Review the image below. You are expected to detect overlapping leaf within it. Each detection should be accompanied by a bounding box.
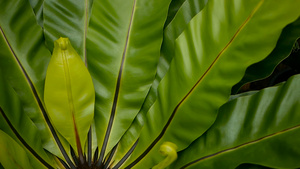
[0,130,34,169]
[140,0,209,117]
[28,0,44,27]
[0,0,299,168]
[86,0,171,162]
[0,0,64,158]
[121,0,300,168]
[236,163,272,169]
[232,16,300,94]
[114,0,209,163]
[43,0,93,61]
[0,70,54,168]
[173,74,300,169]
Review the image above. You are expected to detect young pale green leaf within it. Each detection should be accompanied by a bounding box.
[122,0,300,168]
[44,37,95,157]
[174,74,300,169]
[0,130,33,169]
[152,142,178,169]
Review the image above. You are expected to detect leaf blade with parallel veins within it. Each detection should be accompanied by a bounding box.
[43,0,93,62]
[174,74,300,169]
[44,38,95,160]
[123,0,300,168]
[0,0,67,160]
[87,0,172,162]
[0,70,55,169]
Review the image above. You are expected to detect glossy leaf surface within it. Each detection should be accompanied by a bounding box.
[174,74,300,169]
[232,16,300,94]
[115,0,209,162]
[0,0,299,168]
[0,70,54,169]
[141,0,209,118]
[161,0,209,70]
[44,37,95,154]
[28,0,44,27]
[86,0,171,159]
[0,0,62,157]
[43,0,93,61]
[123,0,300,168]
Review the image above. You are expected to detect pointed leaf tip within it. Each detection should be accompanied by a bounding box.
[55,37,69,50]
[44,37,95,157]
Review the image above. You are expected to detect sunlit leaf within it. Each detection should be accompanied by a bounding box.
[174,74,300,169]
[44,38,95,159]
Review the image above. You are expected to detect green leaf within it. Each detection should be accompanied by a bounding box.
[44,38,95,159]
[0,0,64,158]
[86,0,171,162]
[164,0,186,27]
[232,16,300,94]
[0,128,51,169]
[122,0,300,168]
[152,142,178,169]
[174,74,300,169]
[43,0,93,62]
[235,163,272,169]
[114,0,209,163]
[28,0,44,27]
[161,0,209,69]
[142,0,209,119]
[0,130,34,169]
[0,70,54,168]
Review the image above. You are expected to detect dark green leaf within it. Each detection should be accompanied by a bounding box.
[139,0,209,121]
[28,0,44,27]
[0,70,54,168]
[122,0,300,168]
[174,74,300,169]
[164,0,186,26]
[0,0,64,158]
[115,0,209,162]
[232,16,300,94]
[43,0,93,62]
[235,163,273,169]
[86,0,171,161]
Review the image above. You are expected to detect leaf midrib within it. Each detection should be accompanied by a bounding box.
[62,49,84,164]
[98,0,137,165]
[181,124,300,168]
[0,26,75,169]
[0,107,54,169]
[125,1,264,167]
[84,0,89,66]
